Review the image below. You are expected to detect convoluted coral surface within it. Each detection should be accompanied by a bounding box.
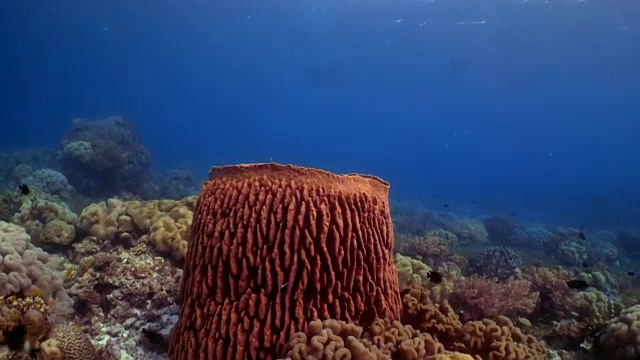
[169,163,402,360]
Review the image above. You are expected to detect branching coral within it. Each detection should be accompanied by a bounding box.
[395,230,456,269]
[466,246,522,281]
[448,275,539,322]
[523,266,575,319]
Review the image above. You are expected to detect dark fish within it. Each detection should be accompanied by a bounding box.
[502,199,507,203]
[426,271,443,284]
[578,225,587,240]
[72,298,92,317]
[99,295,112,317]
[436,195,440,199]
[566,279,589,290]
[443,204,450,208]
[94,281,119,295]
[582,261,589,268]
[18,184,30,195]
[142,328,164,345]
[4,323,26,350]
[472,200,478,204]
[628,271,636,276]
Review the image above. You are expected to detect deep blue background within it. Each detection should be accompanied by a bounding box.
[1,0,639,227]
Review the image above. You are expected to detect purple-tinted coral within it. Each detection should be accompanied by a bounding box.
[58,116,151,197]
[466,246,522,281]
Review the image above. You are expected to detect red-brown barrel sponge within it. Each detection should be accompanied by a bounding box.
[169,163,402,360]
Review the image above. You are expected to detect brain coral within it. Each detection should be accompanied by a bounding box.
[169,163,402,360]
[40,324,96,360]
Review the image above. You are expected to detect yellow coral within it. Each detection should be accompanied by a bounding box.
[12,199,78,246]
[459,316,547,360]
[79,196,197,261]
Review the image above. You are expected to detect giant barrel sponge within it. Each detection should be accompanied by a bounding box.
[169,163,402,359]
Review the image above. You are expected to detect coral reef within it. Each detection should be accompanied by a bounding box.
[12,197,78,247]
[457,316,548,359]
[395,230,457,269]
[448,218,488,245]
[78,196,196,261]
[615,229,640,254]
[40,324,95,360]
[170,164,402,359]
[466,246,522,281]
[21,169,74,198]
[0,221,71,304]
[58,116,151,197]
[482,214,519,245]
[281,318,473,360]
[448,275,539,322]
[595,304,640,359]
[543,228,587,266]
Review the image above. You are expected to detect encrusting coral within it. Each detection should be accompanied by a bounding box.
[170,163,403,360]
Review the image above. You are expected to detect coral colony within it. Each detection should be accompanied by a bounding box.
[2,117,640,360]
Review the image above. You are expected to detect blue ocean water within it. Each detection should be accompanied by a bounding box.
[1,0,639,228]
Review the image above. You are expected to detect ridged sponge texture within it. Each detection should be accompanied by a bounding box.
[170,163,402,359]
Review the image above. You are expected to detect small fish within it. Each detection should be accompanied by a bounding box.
[99,295,112,317]
[582,261,590,268]
[443,204,450,208]
[426,271,443,284]
[72,323,81,328]
[578,225,587,240]
[65,267,75,278]
[628,271,636,276]
[18,184,30,195]
[566,279,589,290]
[24,289,45,298]
[94,281,119,295]
[141,328,164,345]
[472,200,478,204]
[47,300,56,306]
[72,298,91,316]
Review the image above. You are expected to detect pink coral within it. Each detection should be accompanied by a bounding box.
[448,275,539,322]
